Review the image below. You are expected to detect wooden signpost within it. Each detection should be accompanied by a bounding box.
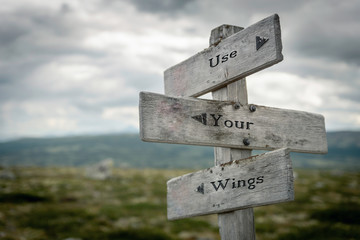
[139,14,327,240]
[140,92,327,154]
[164,14,283,98]
[167,148,293,220]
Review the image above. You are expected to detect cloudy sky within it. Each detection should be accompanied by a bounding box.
[1,0,359,141]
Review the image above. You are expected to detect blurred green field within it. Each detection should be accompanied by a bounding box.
[0,167,359,240]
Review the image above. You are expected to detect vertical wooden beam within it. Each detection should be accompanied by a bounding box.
[211,25,256,240]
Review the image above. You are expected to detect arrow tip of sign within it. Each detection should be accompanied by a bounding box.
[195,183,204,194]
[256,36,269,51]
[191,113,207,125]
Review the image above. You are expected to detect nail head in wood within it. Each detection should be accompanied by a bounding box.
[249,104,256,112]
[243,138,250,146]
[234,102,241,109]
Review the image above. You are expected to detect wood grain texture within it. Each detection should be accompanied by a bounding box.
[164,14,283,97]
[213,80,255,240]
[209,25,244,47]
[139,91,328,154]
[218,209,255,240]
[167,148,294,220]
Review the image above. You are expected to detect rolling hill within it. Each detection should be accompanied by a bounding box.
[0,131,359,170]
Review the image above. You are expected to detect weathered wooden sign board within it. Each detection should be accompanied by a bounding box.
[167,148,293,220]
[139,13,328,240]
[164,14,283,97]
[140,91,327,154]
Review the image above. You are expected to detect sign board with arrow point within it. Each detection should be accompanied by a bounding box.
[167,148,294,220]
[164,14,283,98]
[139,91,327,154]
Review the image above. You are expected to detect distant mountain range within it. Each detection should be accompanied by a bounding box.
[0,131,359,170]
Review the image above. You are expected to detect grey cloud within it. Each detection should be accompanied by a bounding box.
[292,28,360,66]
[0,5,97,58]
[339,90,360,104]
[126,0,195,15]
[1,0,359,140]
[73,95,139,114]
[240,0,309,13]
[0,5,104,91]
[0,19,28,46]
[118,70,162,91]
[1,6,74,42]
[285,2,360,65]
[276,55,360,99]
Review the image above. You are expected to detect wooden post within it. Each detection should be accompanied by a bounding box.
[211,25,256,240]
